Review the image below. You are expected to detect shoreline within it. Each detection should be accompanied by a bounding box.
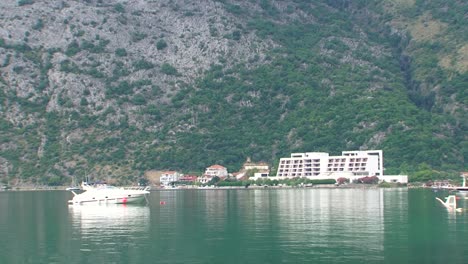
[1,184,410,192]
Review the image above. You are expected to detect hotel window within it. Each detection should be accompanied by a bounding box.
[349,164,353,167]
[341,158,346,162]
[327,168,331,171]
[339,168,344,171]
[340,163,345,167]
[356,158,361,162]
[350,158,355,162]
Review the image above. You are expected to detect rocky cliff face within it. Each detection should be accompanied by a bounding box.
[1,0,271,125]
[1,0,280,184]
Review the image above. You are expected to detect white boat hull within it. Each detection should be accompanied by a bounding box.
[68,183,150,205]
[69,194,147,205]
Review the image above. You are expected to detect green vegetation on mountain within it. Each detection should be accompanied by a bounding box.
[0,0,466,185]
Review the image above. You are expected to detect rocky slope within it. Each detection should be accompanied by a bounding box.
[0,0,466,185]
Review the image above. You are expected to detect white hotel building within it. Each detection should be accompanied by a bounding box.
[273,150,407,183]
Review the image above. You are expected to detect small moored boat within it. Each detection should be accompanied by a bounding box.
[66,186,81,191]
[68,182,150,205]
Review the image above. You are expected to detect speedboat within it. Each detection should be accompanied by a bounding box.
[68,182,150,205]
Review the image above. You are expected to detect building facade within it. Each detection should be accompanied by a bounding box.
[276,150,383,178]
[204,165,228,178]
[160,171,181,186]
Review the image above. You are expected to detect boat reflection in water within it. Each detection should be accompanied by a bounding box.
[69,204,150,254]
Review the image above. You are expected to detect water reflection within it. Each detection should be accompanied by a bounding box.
[69,204,150,253]
[2,189,468,264]
[244,189,387,262]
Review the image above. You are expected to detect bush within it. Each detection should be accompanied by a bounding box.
[378,181,393,188]
[114,3,125,13]
[161,63,178,75]
[357,176,379,184]
[32,19,44,30]
[65,40,80,56]
[217,181,243,187]
[156,39,167,50]
[336,177,349,185]
[309,179,336,185]
[232,30,241,41]
[18,0,34,6]
[131,32,147,42]
[133,59,154,70]
[131,94,146,105]
[206,176,220,186]
[115,48,127,57]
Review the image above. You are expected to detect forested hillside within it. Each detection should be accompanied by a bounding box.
[0,0,466,185]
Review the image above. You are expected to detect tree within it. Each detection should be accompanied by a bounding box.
[207,176,220,186]
[138,177,149,186]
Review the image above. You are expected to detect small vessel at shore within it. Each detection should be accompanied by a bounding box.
[68,182,150,205]
[66,186,81,191]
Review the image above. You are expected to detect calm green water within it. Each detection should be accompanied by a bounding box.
[0,188,466,264]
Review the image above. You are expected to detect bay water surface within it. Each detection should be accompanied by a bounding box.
[0,188,467,263]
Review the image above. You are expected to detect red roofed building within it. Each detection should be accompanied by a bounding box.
[179,175,197,182]
[204,164,228,178]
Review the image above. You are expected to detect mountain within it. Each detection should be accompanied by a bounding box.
[0,0,466,185]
